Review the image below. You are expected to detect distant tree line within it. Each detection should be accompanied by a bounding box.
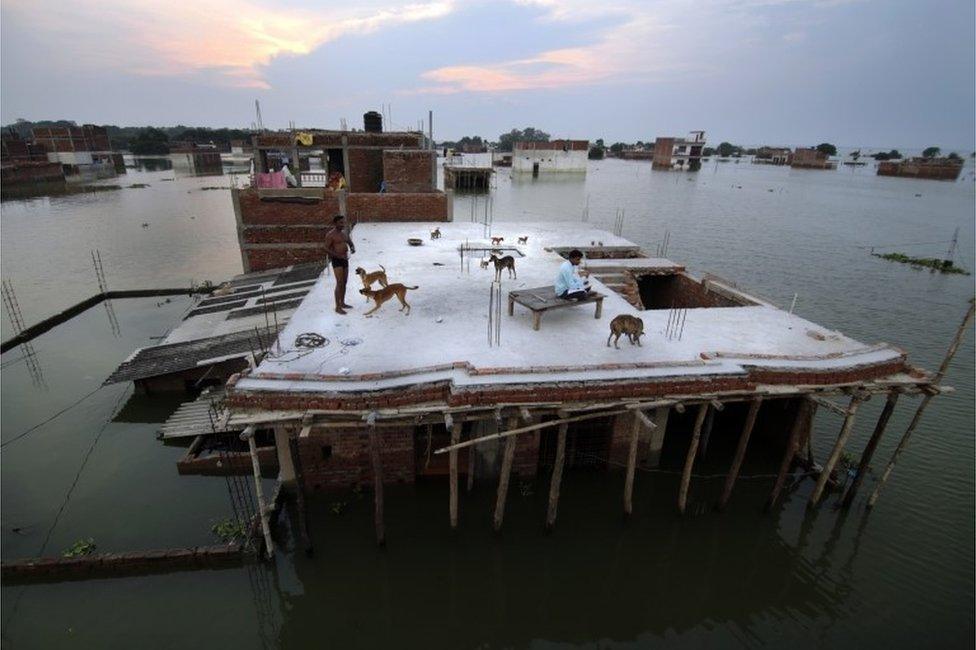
[3,119,254,154]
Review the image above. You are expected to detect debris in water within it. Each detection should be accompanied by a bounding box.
[872,252,969,275]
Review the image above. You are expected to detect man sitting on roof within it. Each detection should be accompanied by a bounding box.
[554,249,591,300]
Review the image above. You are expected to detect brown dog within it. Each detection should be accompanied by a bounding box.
[517,236,528,245]
[360,283,418,316]
[430,228,441,240]
[490,236,504,245]
[607,315,644,349]
[355,265,388,293]
[484,254,516,281]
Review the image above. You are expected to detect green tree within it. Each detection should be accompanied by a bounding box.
[702,146,715,157]
[717,142,735,157]
[609,142,626,154]
[497,127,550,152]
[850,150,861,161]
[815,142,837,156]
[130,127,170,155]
[947,152,962,161]
[922,146,941,158]
[595,138,605,148]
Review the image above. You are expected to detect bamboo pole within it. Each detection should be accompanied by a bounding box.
[368,425,385,546]
[493,418,519,532]
[287,434,313,555]
[808,394,866,508]
[241,426,274,559]
[868,299,974,508]
[717,397,762,511]
[448,416,459,529]
[435,407,632,455]
[546,421,569,531]
[841,391,899,509]
[677,404,709,515]
[623,412,641,517]
[765,400,811,512]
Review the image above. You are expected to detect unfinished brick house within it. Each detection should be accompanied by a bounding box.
[877,157,964,181]
[789,147,837,170]
[233,119,451,272]
[214,220,957,546]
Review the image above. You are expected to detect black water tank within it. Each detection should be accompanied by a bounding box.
[363,111,383,133]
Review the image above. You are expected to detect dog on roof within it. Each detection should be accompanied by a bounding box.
[360,283,418,316]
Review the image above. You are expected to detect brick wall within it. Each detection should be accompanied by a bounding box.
[297,426,415,491]
[346,192,449,222]
[242,226,330,244]
[237,188,340,225]
[383,150,434,192]
[244,247,328,272]
[513,431,540,478]
[347,148,384,193]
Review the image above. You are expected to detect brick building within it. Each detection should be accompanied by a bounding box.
[512,140,589,174]
[789,147,837,169]
[233,122,451,272]
[652,131,706,170]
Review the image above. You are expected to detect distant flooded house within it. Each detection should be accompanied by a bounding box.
[753,147,791,165]
[512,140,589,174]
[789,148,837,170]
[169,141,223,174]
[1,130,65,187]
[652,131,706,170]
[617,149,655,161]
[30,125,125,178]
[877,157,964,181]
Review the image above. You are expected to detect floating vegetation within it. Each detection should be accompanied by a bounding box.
[199,186,231,191]
[211,518,247,543]
[128,183,150,189]
[872,252,970,275]
[62,538,96,558]
[78,184,123,193]
[160,178,176,182]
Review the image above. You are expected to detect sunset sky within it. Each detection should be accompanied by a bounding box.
[1,0,973,148]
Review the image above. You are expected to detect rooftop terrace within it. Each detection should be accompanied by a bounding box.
[228,222,912,405]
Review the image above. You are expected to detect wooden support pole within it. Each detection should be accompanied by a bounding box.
[241,426,274,559]
[765,400,811,512]
[493,417,519,532]
[841,392,899,509]
[287,435,313,555]
[808,394,866,508]
[868,299,974,508]
[677,404,709,515]
[546,420,569,531]
[717,397,761,511]
[467,442,476,493]
[623,411,641,517]
[368,425,385,546]
[448,416,459,529]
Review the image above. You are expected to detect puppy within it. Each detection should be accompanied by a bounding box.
[355,265,389,293]
[490,236,504,246]
[359,283,418,316]
[517,236,528,245]
[607,315,644,349]
[430,228,441,240]
[486,254,516,281]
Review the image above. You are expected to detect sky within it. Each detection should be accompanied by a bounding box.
[1,0,974,149]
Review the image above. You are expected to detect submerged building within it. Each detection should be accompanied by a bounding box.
[511,140,589,174]
[652,132,707,171]
[877,157,964,181]
[98,113,956,554]
[31,125,125,179]
[789,147,837,170]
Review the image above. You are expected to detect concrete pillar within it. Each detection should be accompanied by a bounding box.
[274,426,297,487]
[646,407,670,467]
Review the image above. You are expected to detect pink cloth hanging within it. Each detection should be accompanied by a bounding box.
[255,171,287,189]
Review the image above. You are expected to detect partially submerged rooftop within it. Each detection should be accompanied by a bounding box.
[226,222,922,412]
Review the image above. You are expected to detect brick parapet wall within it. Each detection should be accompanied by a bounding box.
[237,188,341,225]
[346,192,449,222]
[348,148,384,193]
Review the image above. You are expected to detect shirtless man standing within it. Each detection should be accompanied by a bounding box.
[324,214,356,314]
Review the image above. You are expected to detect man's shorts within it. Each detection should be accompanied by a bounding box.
[331,257,349,269]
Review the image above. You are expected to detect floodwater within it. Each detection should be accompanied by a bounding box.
[1,154,973,648]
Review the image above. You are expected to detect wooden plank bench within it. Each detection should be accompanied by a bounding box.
[508,287,604,331]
